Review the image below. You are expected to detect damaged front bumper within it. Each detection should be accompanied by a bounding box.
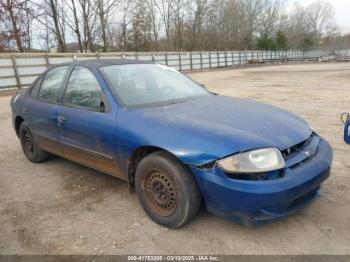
[190,138,333,226]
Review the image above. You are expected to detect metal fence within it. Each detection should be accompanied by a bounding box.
[0,50,331,90]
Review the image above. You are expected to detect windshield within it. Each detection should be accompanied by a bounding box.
[101,64,210,106]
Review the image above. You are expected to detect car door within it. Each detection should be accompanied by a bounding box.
[56,65,120,176]
[23,66,70,157]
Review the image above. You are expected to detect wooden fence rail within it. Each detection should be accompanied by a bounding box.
[0,50,330,91]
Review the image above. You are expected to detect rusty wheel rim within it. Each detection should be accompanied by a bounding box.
[143,169,177,217]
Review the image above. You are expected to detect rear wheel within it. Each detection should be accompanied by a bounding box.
[135,151,201,228]
[19,121,48,163]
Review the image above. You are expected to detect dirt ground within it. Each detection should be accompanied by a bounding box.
[0,62,350,255]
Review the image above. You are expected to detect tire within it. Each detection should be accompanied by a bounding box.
[135,151,202,228]
[19,121,49,163]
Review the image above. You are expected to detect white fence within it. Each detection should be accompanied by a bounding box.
[0,50,331,90]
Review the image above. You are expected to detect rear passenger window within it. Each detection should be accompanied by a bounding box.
[38,66,69,103]
[64,66,103,111]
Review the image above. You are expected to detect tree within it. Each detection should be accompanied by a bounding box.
[302,35,314,51]
[119,0,133,51]
[306,0,338,41]
[0,0,34,51]
[275,31,287,50]
[64,0,83,52]
[63,0,98,52]
[285,0,338,50]
[257,33,275,50]
[130,0,153,51]
[284,3,309,49]
[172,0,187,51]
[49,0,65,52]
[259,0,285,39]
[187,0,210,50]
[32,0,66,52]
[156,0,174,49]
[238,0,265,49]
[94,0,120,51]
[1,0,345,53]
[146,0,160,50]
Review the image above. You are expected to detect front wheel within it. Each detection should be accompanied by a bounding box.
[135,151,202,228]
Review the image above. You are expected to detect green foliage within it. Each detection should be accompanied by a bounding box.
[302,35,314,51]
[257,34,276,51]
[257,31,289,51]
[275,31,288,50]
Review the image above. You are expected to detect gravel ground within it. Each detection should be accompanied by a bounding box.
[0,62,349,255]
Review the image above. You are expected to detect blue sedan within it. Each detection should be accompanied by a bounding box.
[10,60,333,228]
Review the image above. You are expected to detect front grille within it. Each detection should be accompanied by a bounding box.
[282,137,310,159]
[281,133,319,160]
[281,133,320,169]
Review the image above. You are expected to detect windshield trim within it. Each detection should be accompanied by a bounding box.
[98,64,210,109]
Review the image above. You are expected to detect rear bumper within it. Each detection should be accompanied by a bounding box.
[191,138,333,226]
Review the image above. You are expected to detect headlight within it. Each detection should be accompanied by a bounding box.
[217,148,285,173]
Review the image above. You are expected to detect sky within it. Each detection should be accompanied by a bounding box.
[292,0,350,33]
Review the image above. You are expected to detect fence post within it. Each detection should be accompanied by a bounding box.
[151,53,155,62]
[217,52,219,67]
[190,52,193,70]
[135,52,138,60]
[44,53,50,68]
[200,52,203,69]
[239,52,241,65]
[224,51,228,67]
[165,53,168,66]
[209,52,212,69]
[96,52,100,59]
[178,53,182,71]
[11,55,21,89]
[231,52,234,65]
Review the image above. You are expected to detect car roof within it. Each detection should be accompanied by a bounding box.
[61,59,154,67]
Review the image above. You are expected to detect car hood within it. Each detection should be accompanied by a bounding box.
[118,95,312,165]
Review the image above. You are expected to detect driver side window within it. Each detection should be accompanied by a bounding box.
[64,66,104,111]
[38,66,69,103]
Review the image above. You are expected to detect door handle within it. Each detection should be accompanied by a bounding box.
[57,115,66,122]
[22,106,28,113]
